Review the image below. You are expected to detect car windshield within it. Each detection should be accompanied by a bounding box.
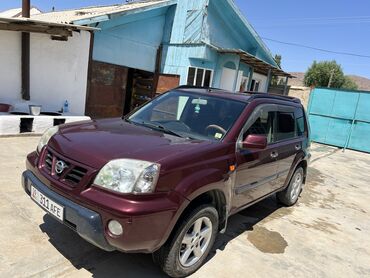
[128,90,247,141]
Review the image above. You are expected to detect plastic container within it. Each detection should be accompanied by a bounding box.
[29,105,42,116]
[63,100,69,113]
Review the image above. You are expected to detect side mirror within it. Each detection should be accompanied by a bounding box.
[241,134,267,150]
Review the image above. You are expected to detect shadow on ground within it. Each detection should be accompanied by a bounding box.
[39,196,284,277]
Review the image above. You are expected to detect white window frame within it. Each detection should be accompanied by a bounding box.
[187,66,214,87]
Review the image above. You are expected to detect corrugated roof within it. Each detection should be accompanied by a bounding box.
[0,17,99,32]
[215,47,293,78]
[0,7,42,18]
[31,0,170,24]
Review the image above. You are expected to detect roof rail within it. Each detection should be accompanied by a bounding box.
[175,85,226,92]
[244,91,301,104]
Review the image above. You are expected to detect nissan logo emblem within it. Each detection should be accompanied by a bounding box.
[55,160,67,174]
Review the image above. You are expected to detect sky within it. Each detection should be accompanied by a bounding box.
[1,0,369,78]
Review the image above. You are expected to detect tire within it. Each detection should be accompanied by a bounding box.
[153,205,219,278]
[277,167,304,206]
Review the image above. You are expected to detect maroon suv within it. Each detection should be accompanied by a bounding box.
[23,87,310,277]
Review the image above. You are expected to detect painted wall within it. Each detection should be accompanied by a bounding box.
[0,31,22,102]
[0,30,90,115]
[207,1,256,53]
[93,7,169,73]
[162,44,212,85]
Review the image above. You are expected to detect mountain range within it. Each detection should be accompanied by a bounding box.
[288,72,370,91]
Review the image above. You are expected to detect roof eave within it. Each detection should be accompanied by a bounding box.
[0,16,99,31]
[72,0,177,26]
[223,0,278,68]
[215,46,293,78]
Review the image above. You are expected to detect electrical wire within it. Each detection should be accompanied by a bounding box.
[262,37,370,59]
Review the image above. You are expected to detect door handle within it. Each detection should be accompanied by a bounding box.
[271,151,279,158]
[295,144,301,151]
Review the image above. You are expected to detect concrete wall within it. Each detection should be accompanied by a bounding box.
[0,30,90,115]
[288,86,312,108]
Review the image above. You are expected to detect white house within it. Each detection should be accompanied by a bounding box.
[0,17,94,115]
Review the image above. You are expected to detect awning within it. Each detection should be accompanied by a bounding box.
[217,48,294,78]
[0,17,99,39]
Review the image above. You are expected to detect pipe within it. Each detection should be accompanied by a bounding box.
[22,0,30,17]
[21,0,31,100]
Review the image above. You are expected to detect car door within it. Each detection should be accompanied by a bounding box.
[232,104,279,211]
[273,105,305,190]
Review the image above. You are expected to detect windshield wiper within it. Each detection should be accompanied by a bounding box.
[140,121,185,138]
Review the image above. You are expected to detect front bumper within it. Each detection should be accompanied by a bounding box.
[22,170,115,251]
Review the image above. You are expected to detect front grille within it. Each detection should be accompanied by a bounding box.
[65,166,88,184]
[43,149,89,187]
[45,152,53,171]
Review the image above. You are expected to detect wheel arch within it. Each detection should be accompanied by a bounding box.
[165,189,228,249]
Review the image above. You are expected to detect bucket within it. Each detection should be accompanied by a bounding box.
[0,103,12,112]
[29,105,42,116]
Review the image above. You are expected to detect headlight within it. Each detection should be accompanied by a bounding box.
[37,126,59,153]
[94,159,160,194]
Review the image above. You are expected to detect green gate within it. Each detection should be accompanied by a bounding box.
[307,88,370,153]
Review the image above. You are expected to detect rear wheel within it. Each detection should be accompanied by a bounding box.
[153,205,219,277]
[277,167,304,206]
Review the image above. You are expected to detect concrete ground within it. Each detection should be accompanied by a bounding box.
[0,137,369,278]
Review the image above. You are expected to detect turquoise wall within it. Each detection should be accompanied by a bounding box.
[93,7,170,72]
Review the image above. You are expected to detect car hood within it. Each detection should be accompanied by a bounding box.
[48,118,212,169]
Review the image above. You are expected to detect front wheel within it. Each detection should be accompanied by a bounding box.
[277,167,304,206]
[153,205,219,277]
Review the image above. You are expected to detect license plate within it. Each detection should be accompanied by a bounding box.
[31,186,64,221]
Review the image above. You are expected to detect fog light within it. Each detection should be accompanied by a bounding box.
[108,220,123,236]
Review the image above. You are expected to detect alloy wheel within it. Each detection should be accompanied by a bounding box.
[179,217,213,267]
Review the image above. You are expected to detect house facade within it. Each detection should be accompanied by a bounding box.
[8,0,290,118]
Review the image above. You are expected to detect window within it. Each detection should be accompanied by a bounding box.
[243,109,275,144]
[295,108,306,137]
[276,112,296,141]
[187,67,213,87]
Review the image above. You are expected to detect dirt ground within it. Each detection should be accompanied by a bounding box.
[0,137,369,278]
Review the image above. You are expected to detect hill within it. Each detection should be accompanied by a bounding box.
[288,72,370,91]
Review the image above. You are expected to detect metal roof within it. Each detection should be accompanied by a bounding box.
[216,47,294,78]
[0,17,98,38]
[31,0,171,24]
[0,7,42,18]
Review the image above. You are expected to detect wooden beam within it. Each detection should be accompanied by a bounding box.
[0,22,73,37]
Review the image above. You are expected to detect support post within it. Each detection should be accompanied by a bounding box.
[283,76,289,95]
[265,68,272,93]
[232,58,241,92]
[21,0,31,101]
[247,67,254,91]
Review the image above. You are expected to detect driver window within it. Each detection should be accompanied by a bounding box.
[243,109,275,144]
